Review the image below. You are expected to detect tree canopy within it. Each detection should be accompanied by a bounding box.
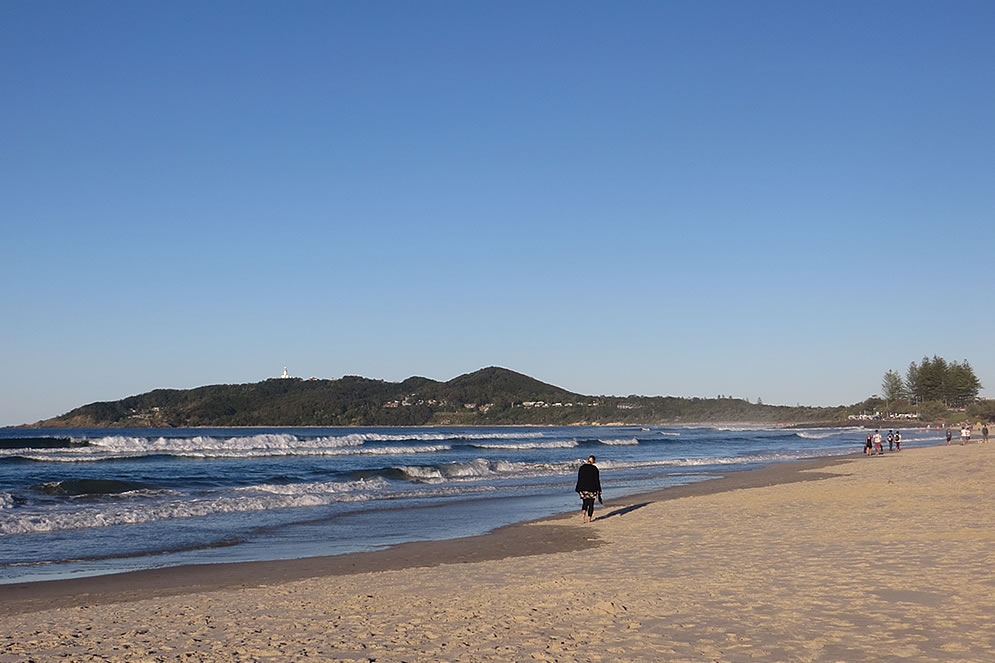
[885,356,983,407]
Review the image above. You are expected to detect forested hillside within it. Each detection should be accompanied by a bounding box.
[31,367,848,428]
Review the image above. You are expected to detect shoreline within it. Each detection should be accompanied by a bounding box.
[3,444,993,661]
[0,454,853,617]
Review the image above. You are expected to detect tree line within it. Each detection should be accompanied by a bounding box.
[881,356,982,408]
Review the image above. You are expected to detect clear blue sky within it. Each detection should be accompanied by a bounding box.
[3,1,994,426]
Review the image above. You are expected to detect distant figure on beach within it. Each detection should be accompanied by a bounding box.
[946,429,953,445]
[961,426,971,445]
[983,425,989,443]
[894,430,901,451]
[873,430,883,455]
[887,430,894,451]
[864,433,873,456]
[575,455,602,524]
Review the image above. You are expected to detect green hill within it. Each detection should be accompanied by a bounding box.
[32,367,848,428]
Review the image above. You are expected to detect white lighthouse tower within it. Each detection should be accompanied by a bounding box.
[280,367,290,379]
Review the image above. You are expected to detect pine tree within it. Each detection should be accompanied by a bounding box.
[881,369,907,402]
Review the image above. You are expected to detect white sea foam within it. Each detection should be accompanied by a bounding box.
[89,433,366,453]
[2,430,550,462]
[241,478,391,496]
[598,438,640,446]
[362,431,544,441]
[343,444,453,456]
[2,450,149,463]
[443,458,501,477]
[6,438,455,461]
[470,440,579,450]
[175,444,453,458]
[0,493,15,509]
[0,494,323,535]
[0,477,392,536]
[395,457,548,483]
[396,459,495,482]
[396,465,445,482]
[593,448,851,472]
[376,484,499,501]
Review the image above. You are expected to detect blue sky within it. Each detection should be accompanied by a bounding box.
[3,1,994,426]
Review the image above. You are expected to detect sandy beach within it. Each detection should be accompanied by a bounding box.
[2,444,993,662]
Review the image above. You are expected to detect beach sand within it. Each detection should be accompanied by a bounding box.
[2,444,993,662]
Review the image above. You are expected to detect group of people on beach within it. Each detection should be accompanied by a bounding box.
[864,429,901,456]
[578,423,993,518]
[946,423,990,445]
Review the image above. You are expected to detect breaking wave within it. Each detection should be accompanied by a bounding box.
[0,431,553,462]
[0,477,391,536]
[470,440,579,450]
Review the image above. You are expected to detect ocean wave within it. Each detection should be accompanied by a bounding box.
[237,477,391,496]
[362,431,545,442]
[393,457,551,483]
[87,433,366,453]
[0,430,552,462]
[31,479,158,497]
[598,438,640,446]
[594,447,852,471]
[0,492,15,509]
[0,477,392,536]
[387,454,799,483]
[174,444,454,458]
[1,451,150,463]
[469,440,579,450]
[0,477,501,536]
[0,494,328,536]
[4,440,455,462]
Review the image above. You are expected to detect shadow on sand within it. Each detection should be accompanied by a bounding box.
[595,503,650,521]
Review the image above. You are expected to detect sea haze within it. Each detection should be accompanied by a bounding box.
[0,425,943,583]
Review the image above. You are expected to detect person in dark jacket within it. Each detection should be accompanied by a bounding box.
[575,455,602,523]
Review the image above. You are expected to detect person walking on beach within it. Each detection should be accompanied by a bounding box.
[894,430,901,451]
[983,425,989,444]
[887,430,894,452]
[864,433,873,456]
[873,430,883,455]
[575,455,602,524]
[946,429,953,445]
[961,426,971,445]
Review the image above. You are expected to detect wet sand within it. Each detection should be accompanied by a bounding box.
[3,446,993,661]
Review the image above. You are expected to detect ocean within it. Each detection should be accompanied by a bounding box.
[0,424,941,584]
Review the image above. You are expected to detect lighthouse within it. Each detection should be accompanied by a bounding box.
[280,367,290,379]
